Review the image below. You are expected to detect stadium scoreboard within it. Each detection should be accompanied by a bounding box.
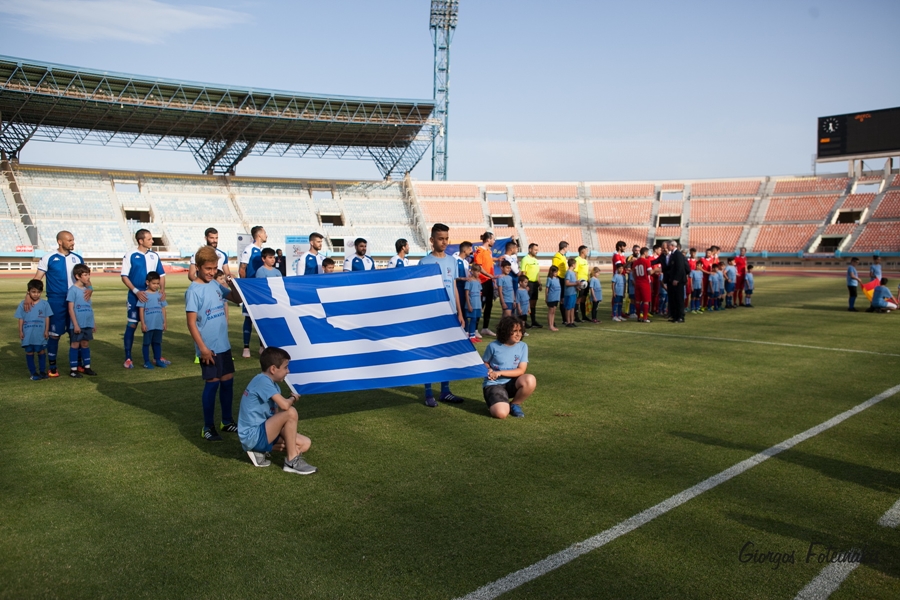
[817,106,900,162]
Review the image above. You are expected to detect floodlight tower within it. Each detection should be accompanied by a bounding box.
[430,1,458,181]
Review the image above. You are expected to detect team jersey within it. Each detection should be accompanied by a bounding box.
[870,264,882,281]
[388,255,409,268]
[453,253,469,279]
[516,287,530,313]
[121,249,166,303]
[612,273,625,297]
[255,266,282,278]
[66,285,94,330]
[871,286,892,308]
[734,255,747,276]
[701,257,713,273]
[482,340,528,387]
[574,256,589,281]
[612,252,626,269]
[37,250,84,297]
[545,277,561,302]
[564,270,578,297]
[632,257,653,285]
[465,279,482,311]
[498,274,516,305]
[744,273,754,291]
[688,257,697,270]
[846,265,859,287]
[725,265,737,283]
[520,254,540,282]
[240,244,263,279]
[15,299,52,347]
[344,255,375,272]
[137,291,168,331]
[500,254,520,275]
[189,247,228,271]
[237,372,279,452]
[419,253,459,314]
[689,270,704,290]
[589,277,603,301]
[185,281,231,353]
[296,251,324,276]
[551,252,568,278]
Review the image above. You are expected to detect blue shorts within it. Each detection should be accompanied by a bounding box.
[725,282,735,293]
[745,289,754,296]
[691,290,701,299]
[564,295,577,311]
[71,328,94,342]
[251,422,274,453]
[466,308,482,321]
[199,349,235,381]
[47,296,71,338]
[23,344,46,353]
[127,297,139,323]
[142,329,163,345]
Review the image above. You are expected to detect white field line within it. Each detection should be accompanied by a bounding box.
[793,496,900,599]
[793,553,861,600]
[454,384,900,600]
[597,328,900,358]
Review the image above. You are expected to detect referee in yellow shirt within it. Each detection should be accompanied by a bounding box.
[520,243,542,328]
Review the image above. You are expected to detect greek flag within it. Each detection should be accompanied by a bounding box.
[232,264,487,395]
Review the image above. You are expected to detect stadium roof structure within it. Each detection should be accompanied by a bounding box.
[0,55,437,177]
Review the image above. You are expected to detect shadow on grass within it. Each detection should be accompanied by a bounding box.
[727,513,900,580]
[670,431,900,493]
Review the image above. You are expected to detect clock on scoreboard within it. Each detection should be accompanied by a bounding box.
[817,106,900,161]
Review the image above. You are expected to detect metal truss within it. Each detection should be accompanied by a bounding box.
[430,0,458,181]
[0,56,437,178]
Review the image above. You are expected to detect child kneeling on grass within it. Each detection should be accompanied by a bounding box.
[482,316,536,419]
[238,347,317,475]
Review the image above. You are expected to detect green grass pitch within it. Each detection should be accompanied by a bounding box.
[1,273,898,599]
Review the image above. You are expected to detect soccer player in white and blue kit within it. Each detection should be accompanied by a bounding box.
[295,232,325,276]
[344,238,375,272]
[240,226,267,357]
[188,228,230,282]
[388,238,409,268]
[121,229,166,369]
[419,223,466,407]
[27,230,86,376]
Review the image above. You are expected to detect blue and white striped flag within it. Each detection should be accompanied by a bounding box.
[232,264,487,395]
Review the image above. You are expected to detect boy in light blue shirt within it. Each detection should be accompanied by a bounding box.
[16,279,53,380]
[869,256,882,281]
[515,275,531,332]
[238,347,316,474]
[725,258,738,308]
[612,264,626,321]
[137,271,168,369]
[743,265,755,307]
[464,264,484,341]
[255,248,282,278]
[545,265,561,331]
[689,264,704,313]
[589,267,603,323]
[867,278,898,313]
[498,260,515,317]
[846,257,861,311]
[66,264,97,377]
[187,246,244,442]
[563,258,579,327]
[482,316,536,419]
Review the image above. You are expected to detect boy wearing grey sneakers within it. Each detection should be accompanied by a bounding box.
[238,346,317,475]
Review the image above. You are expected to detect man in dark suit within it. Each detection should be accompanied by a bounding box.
[662,240,689,322]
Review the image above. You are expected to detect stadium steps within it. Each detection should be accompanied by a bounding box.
[649,187,660,229]
[401,176,430,250]
[582,199,598,252]
[862,185,891,221]
[681,194,692,225]
[0,160,38,246]
[223,179,250,231]
[841,185,891,251]
[741,225,760,252]
[104,174,134,249]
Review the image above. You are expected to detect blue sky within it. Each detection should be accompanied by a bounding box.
[1,0,898,182]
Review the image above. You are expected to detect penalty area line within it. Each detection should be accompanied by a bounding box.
[596,328,900,358]
[454,383,900,600]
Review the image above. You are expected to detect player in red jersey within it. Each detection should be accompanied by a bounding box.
[686,247,698,299]
[632,247,654,322]
[734,246,747,306]
[699,248,714,311]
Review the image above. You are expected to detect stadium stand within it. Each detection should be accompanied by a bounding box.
[343,197,410,225]
[485,184,508,194]
[116,191,150,210]
[36,220,127,255]
[691,180,762,196]
[872,191,900,220]
[655,226,682,240]
[592,201,652,224]
[488,201,512,215]
[661,183,684,191]
[518,202,580,225]
[0,219,25,251]
[523,227,584,251]
[688,226,744,253]
[419,200,484,224]
[773,177,848,194]
[149,194,235,223]
[237,195,317,226]
[589,183,654,198]
[754,224,818,253]
[596,227,649,251]
[840,193,875,211]
[690,199,754,223]
[415,183,479,198]
[851,222,900,252]
[823,223,856,236]
[891,174,900,188]
[658,201,683,216]
[513,184,578,199]
[22,188,114,219]
[764,195,839,222]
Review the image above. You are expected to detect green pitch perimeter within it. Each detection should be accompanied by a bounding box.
[0,274,898,599]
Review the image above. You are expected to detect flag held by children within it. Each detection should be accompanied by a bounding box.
[233,264,487,395]
[861,278,879,302]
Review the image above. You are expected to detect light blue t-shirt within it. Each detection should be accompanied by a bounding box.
[564,270,578,297]
[184,280,231,353]
[465,279,482,311]
[255,266,282,278]
[546,277,561,302]
[589,277,603,301]
[870,263,882,281]
[499,273,515,305]
[15,299,53,347]
[871,286,892,308]
[725,265,737,283]
[613,273,625,297]
[483,340,529,387]
[137,291,168,331]
[238,372,279,451]
[66,285,94,329]
[516,287,530,313]
[745,273,754,291]
[690,270,703,290]
[419,253,459,314]
[846,265,859,287]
